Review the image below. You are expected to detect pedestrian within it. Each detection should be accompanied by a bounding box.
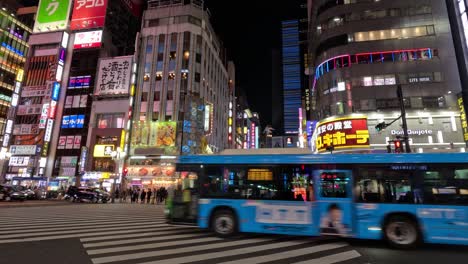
[140,189,147,204]
[156,188,161,204]
[151,188,156,204]
[132,189,139,203]
[147,188,152,204]
[115,188,120,200]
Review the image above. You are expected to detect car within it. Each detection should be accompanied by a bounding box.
[13,186,36,200]
[66,186,98,203]
[0,184,26,201]
[80,187,111,203]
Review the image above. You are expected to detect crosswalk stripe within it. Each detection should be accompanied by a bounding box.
[0,224,172,243]
[91,238,270,264]
[291,250,361,264]
[0,215,163,224]
[217,243,349,264]
[134,239,317,264]
[88,236,222,255]
[0,218,166,231]
[83,231,205,248]
[1,220,166,236]
[80,226,196,242]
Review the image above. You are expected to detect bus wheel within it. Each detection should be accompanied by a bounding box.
[384,215,420,249]
[212,210,237,237]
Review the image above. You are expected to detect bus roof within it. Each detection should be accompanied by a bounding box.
[178,153,468,165]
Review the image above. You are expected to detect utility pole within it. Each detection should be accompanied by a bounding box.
[397,85,411,153]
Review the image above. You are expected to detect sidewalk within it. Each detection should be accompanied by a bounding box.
[0,200,73,208]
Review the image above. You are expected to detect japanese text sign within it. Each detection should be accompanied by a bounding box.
[458,96,468,142]
[95,56,132,96]
[34,0,72,33]
[71,0,108,30]
[74,30,103,49]
[315,116,370,152]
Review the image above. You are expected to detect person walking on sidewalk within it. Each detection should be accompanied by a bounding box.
[146,188,152,204]
[140,189,147,204]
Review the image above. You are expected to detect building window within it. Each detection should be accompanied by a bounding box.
[353,25,435,42]
[96,113,125,129]
[195,53,201,63]
[195,72,201,83]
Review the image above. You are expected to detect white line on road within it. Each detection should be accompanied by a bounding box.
[291,250,361,264]
[91,238,270,264]
[1,221,166,236]
[217,243,349,264]
[83,231,206,248]
[135,239,319,264]
[87,236,222,255]
[0,224,173,243]
[79,226,197,242]
[0,218,166,231]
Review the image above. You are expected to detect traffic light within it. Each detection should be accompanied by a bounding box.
[394,140,403,153]
[123,167,128,177]
[375,122,387,132]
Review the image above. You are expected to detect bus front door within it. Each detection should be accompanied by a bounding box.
[314,170,355,237]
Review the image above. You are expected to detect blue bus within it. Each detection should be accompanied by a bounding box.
[166,151,468,248]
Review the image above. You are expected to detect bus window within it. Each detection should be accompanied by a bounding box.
[200,165,311,201]
[319,172,349,198]
[423,165,468,205]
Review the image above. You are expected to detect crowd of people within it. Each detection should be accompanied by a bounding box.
[115,187,168,204]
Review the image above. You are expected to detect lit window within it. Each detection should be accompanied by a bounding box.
[363,76,373,86]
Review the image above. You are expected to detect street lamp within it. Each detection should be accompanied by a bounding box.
[110,147,126,203]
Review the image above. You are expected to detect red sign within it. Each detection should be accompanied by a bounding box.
[48,100,57,119]
[70,0,108,30]
[315,116,370,152]
[73,30,103,49]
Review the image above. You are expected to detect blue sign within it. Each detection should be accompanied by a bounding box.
[76,115,85,128]
[58,48,66,65]
[69,115,77,128]
[52,82,60,101]
[1,42,24,57]
[61,116,70,128]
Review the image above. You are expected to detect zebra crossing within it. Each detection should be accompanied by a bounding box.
[0,203,364,264]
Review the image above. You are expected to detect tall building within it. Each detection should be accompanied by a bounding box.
[281,20,303,135]
[446,0,468,146]
[308,0,465,153]
[0,8,32,182]
[127,0,235,188]
[4,0,142,190]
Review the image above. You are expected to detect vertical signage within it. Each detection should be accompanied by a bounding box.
[44,119,54,142]
[79,147,88,173]
[458,96,468,143]
[250,122,256,149]
[33,0,72,33]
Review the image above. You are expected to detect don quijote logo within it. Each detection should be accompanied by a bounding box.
[391,129,433,136]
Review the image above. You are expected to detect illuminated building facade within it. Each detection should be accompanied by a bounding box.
[0,8,31,182]
[307,0,465,153]
[128,0,235,188]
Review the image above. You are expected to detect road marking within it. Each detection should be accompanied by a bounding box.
[0,224,173,244]
[0,215,164,225]
[292,250,361,264]
[91,238,270,264]
[80,226,196,242]
[217,243,349,264]
[1,221,166,236]
[0,218,166,232]
[83,231,206,248]
[88,236,222,255]
[135,239,316,264]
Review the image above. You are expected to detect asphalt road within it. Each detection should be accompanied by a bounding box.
[0,203,466,264]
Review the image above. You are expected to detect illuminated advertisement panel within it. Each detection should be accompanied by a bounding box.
[73,30,103,49]
[315,115,370,152]
[33,0,72,33]
[70,0,109,30]
[95,56,132,96]
[458,95,468,143]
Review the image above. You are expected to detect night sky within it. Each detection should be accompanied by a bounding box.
[205,0,305,126]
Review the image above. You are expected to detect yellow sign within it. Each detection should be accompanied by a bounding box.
[120,130,126,150]
[458,97,468,142]
[315,115,370,152]
[101,172,110,179]
[16,69,24,82]
[93,145,114,157]
[248,169,273,181]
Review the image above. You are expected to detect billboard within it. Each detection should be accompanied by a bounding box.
[315,115,370,152]
[70,0,108,30]
[95,56,132,96]
[34,0,72,33]
[73,30,103,49]
[93,145,114,157]
[458,96,468,143]
[131,121,177,154]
